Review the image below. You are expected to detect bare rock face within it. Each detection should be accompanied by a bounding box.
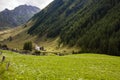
[0,5,40,29]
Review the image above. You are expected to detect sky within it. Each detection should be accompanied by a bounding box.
[0,0,53,11]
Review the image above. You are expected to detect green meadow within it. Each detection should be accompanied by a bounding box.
[0,50,120,80]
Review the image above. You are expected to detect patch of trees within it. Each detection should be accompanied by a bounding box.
[23,41,33,51]
[0,44,8,50]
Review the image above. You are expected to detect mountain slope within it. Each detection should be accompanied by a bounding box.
[0,5,40,29]
[26,0,120,55]
[2,0,120,55]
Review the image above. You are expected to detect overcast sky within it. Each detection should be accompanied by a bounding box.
[0,0,53,11]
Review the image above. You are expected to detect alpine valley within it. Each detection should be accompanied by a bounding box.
[1,0,120,55]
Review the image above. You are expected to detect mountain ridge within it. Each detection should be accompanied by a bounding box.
[0,4,40,30]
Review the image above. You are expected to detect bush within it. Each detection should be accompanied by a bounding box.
[34,50,41,55]
[1,44,8,50]
[8,36,13,41]
[23,41,32,51]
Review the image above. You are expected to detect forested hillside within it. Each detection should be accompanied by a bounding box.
[27,0,120,55]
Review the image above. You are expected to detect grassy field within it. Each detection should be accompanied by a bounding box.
[0,50,120,80]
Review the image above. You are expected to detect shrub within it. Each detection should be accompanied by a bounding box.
[1,44,8,50]
[23,41,32,51]
[34,50,41,55]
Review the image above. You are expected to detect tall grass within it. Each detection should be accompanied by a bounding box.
[0,50,120,80]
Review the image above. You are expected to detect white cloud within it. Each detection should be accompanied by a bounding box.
[0,0,53,11]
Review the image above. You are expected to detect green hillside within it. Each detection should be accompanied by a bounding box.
[0,50,120,80]
[27,0,120,55]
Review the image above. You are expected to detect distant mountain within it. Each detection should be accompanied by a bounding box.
[0,5,40,29]
[27,0,120,55]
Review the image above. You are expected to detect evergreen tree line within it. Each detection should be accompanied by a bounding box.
[27,0,120,55]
